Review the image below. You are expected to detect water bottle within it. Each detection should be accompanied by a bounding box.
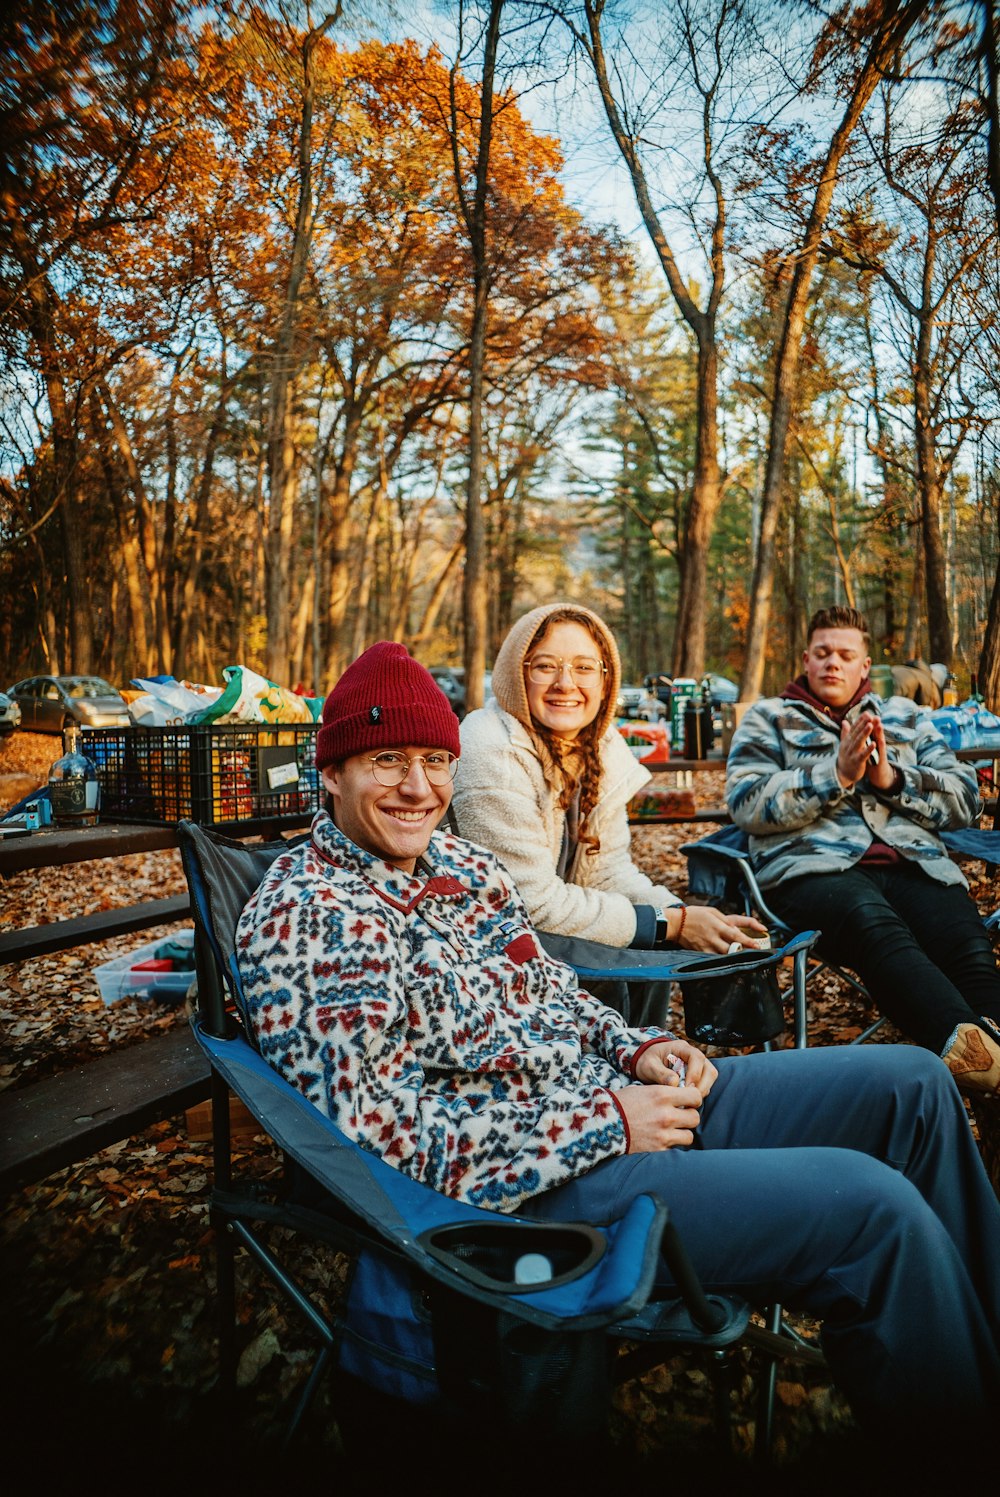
[514,1252,553,1285]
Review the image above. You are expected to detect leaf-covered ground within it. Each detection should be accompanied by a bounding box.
[2,742,996,1490]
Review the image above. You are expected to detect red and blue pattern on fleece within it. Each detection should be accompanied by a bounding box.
[236,811,673,1211]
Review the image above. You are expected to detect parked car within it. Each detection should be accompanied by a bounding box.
[6,674,131,734]
[428,667,466,717]
[642,673,673,705]
[636,689,667,722]
[427,668,493,719]
[615,684,646,719]
[704,673,739,706]
[0,689,22,737]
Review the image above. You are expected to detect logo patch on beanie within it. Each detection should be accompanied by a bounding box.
[369,705,382,723]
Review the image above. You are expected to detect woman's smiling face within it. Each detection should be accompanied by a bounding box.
[523,619,607,740]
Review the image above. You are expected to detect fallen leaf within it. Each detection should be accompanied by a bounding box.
[236,1328,282,1388]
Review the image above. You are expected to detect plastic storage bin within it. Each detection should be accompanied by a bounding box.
[93,930,196,1006]
[83,722,321,826]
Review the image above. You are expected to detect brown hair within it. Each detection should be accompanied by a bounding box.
[523,608,610,855]
[807,606,871,649]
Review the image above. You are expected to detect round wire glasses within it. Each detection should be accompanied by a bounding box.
[524,655,606,686]
[367,751,459,786]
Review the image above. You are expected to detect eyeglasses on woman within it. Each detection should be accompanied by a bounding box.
[524,655,606,686]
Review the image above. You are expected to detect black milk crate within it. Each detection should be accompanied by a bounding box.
[84,723,321,827]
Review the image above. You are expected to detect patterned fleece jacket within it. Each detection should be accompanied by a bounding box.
[725,690,980,891]
[235,812,674,1212]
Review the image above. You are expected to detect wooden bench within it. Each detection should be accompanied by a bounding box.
[0,1024,210,1194]
[0,816,306,1195]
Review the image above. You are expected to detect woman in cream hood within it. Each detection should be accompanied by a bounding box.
[454,602,763,952]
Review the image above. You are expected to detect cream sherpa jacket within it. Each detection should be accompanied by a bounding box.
[454,697,680,946]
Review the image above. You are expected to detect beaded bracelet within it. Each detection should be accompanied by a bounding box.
[675,905,687,944]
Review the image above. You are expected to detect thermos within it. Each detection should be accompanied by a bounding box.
[683,681,714,758]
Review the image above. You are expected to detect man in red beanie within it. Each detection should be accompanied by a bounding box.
[236,641,1000,1439]
[311,640,461,874]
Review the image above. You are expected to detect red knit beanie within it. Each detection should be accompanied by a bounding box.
[315,642,460,770]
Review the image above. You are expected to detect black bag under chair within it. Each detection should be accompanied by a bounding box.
[537,928,814,1049]
[177,820,824,1465]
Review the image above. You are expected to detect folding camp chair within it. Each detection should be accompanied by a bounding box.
[444,803,818,1051]
[536,928,818,1052]
[177,820,823,1464]
[681,824,1000,1050]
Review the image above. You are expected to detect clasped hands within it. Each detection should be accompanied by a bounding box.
[618,1039,717,1154]
[836,712,896,792]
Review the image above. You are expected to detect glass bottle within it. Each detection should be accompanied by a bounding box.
[970,673,984,708]
[48,723,100,827]
[942,671,958,707]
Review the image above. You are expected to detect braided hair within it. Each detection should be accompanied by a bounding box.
[523,608,610,855]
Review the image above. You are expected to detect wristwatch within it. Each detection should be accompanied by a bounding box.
[654,910,671,945]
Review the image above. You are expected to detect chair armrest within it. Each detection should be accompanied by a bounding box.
[775,929,821,958]
[537,929,818,985]
[191,1018,670,1332]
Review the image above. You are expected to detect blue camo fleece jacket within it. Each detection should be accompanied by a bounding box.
[235,811,674,1211]
[725,691,980,891]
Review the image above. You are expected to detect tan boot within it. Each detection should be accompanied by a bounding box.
[941,1023,1000,1097]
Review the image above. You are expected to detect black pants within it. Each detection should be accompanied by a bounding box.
[768,862,1000,1053]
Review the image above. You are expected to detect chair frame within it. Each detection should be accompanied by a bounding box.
[681,826,1000,1050]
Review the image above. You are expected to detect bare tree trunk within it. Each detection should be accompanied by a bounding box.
[450,0,503,714]
[740,0,926,700]
[98,381,165,670]
[583,0,725,680]
[979,478,1000,711]
[672,341,722,676]
[324,403,364,681]
[411,540,464,647]
[5,195,93,670]
[350,484,383,660]
[913,297,952,663]
[175,370,235,675]
[92,396,152,673]
[264,10,341,684]
[902,529,924,659]
[289,569,315,688]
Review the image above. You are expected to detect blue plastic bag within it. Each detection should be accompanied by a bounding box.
[930,703,1000,750]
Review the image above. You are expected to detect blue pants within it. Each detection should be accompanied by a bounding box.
[524,1046,1000,1430]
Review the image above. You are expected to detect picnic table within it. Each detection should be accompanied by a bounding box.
[627,751,730,825]
[0,815,309,1194]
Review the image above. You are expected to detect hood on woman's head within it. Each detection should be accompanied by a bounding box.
[489,602,622,740]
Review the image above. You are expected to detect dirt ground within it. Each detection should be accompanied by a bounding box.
[1,734,996,1490]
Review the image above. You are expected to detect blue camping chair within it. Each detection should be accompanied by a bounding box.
[176,820,823,1463]
[445,801,818,1051]
[536,927,819,1051]
[681,824,1000,1049]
